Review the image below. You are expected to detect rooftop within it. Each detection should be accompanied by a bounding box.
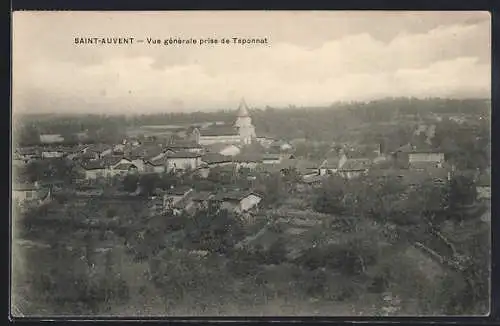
[199,126,239,137]
[201,153,233,164]
[237,98,250,117]
[113,163,137,171]
[167,151,202,159]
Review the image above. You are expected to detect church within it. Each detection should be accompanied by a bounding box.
[192,99,257,146]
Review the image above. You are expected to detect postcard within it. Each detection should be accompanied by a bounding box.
[11,11,491,317]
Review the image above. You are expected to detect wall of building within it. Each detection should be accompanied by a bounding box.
[85,169,105,179]
[220,145,241,156]
[167,157,201,171]
[130,159,145,172]
[477,186,491,200]
[239,194,262,212]
[199,135,241,145]
[42,151,64,159]
[409,153,445,163]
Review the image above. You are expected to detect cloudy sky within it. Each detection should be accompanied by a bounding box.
[13,11,491,114]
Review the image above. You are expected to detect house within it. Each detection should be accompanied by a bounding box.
[144,156,168,174]
[231,154,262,170]
[262,153,282,164]
[297,174,327,192]
[189,191,214,211]
[112,162,138,176]
[166,141,204,154]
[162,186,194,210]
[12,182,45,203]
[338,158,372,179]
[204,143,241,157]
[193,164,211,179]
[84,144,113,159]
[269,140,293,153]
[476,173,491,201]
[15,147,41,161]
[408,150,445,168]
[201,153,234,168]
[319,152,347,175]
[393,144,445,169]
[13,147,41,167]
[166,151,202,172]
[212,190,262,213]
[280,158,320,176]
[41,148,65,159]
[80,160,106,179]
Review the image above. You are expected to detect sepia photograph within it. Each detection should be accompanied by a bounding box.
[11,11,491,317]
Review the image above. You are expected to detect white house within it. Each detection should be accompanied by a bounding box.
[408,151,445,167]
[203,143,242,157]
[165,152,202,172]
[338,158,372,179]
[12,182,42,202]
[212,191,262,213]
[319,153,347,176]
[41,148,65,159]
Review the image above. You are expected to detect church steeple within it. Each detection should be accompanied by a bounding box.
[235,98,256,145]
[237,98,250,117]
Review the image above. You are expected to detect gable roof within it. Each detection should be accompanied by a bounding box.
[201,153,233,164]
[166,140,202,150]
[204,143,239,153]
[80,160,105,170]
[231,153,263,163]
[199,126,239,137]
[146,156,168,166]
[237,98,250,117]
[102,155,126,167]
[212,190,261,202]
[113,163,137,171]
[16,147,40,155]
[167,151,202,159]
[86,144,112,153]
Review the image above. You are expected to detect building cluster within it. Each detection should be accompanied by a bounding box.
[12,100,491,216]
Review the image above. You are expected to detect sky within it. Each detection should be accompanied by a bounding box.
[12,11,491,114]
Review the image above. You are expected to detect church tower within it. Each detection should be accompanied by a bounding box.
[235,98,256,145]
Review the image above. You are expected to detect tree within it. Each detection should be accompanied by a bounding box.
[122,174,139,192]
[313,175,347,214]
[449,175,477,207]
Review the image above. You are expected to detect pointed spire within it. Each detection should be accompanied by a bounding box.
[237,98,250,117]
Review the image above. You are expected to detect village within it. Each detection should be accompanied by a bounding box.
[12,99,491,316]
